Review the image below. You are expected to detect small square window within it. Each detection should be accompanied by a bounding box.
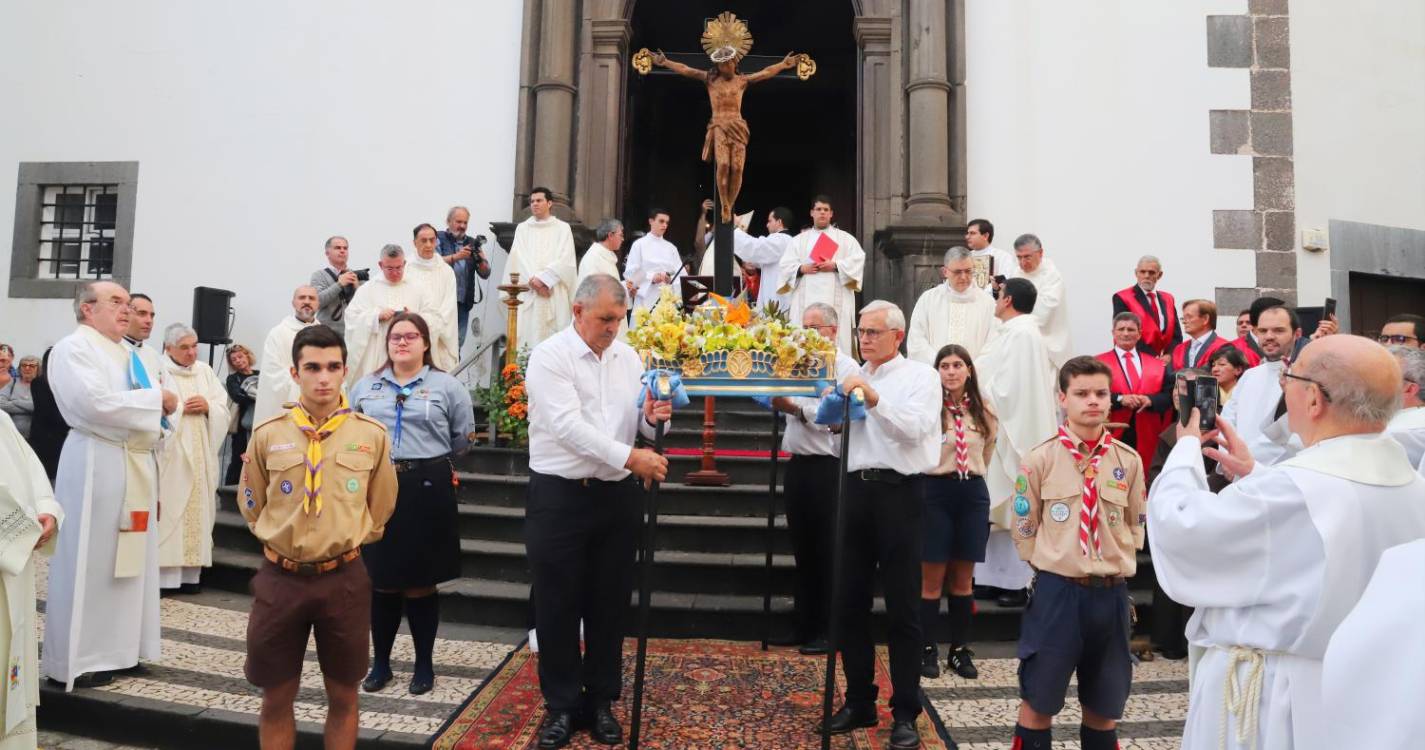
[9,162,138,299]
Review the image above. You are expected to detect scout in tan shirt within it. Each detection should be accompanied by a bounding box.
[1008,356,1145,750]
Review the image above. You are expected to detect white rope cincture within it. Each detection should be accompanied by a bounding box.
[1219,646,1266,750]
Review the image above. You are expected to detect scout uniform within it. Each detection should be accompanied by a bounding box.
[1010,426,1146,721]
[238,398,397,688]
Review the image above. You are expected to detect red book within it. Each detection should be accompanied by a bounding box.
[810,232,838,263]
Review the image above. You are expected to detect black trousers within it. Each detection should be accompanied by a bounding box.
[785,454,839,641]
[1146,536,1192,653]
[225,427,250,486]
[525,471,641,713]
[838,473,923,722]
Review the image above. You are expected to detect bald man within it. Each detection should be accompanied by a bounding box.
[253,286,319,424]
[1148,335,1425,750]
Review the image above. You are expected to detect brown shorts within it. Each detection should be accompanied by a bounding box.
[244,559,371,688]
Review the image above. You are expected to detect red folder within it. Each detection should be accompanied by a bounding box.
[810,232,838,263]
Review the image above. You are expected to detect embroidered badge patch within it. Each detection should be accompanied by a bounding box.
[1013,495,1031,516]
[1015,517,1035,538]
[1113,467,1126,481]
[243,488,253,499]
[346,478,360,493]
[246,497,256,509]
[280,480,293,494]
[372,382,383,390]
[346,443,359,451]
[1014,474,1029,494]
[269,443,296,452]
[9,660,19,690]
[1139,513,1147,526]
[1048,502,1071,523]
[1108,510,1121,526]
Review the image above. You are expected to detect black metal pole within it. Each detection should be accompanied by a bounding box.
[712,162,733,296]
[821,393,855,750]
[761,406,781,650]
[628,419,666,750]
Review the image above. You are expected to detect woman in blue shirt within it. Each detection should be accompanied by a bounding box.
[352,312,474,695]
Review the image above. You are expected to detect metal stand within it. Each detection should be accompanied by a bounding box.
[761,407,781,650]
[628,419,667,750]
[820,396,856,750]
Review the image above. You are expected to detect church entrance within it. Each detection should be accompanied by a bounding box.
[623,1,858,256]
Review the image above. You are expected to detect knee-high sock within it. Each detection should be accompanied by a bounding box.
[405,593,440,679]
[1080,725,1119,750]
[370,590,404,673]
[919,597,940,649]
[1012,724,1052,749]
[948,594,974,648]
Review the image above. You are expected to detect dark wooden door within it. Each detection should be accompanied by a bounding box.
[1349,272,1425,335]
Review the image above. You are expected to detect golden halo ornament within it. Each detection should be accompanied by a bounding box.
[632,48,653,75]
[702,11,753,61]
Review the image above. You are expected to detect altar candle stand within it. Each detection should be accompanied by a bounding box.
[498,272,528,366]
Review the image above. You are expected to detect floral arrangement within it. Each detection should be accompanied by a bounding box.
[628,287,836,379]
[475,351,530,445]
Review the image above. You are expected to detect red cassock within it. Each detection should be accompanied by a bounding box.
[1171,332,1232,371]
[1096,350,1173,470]
[1114,287,1179,355]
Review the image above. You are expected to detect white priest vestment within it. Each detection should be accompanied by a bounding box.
[505,215,577,349]
[776,227,866,354]
[344,278,432,388]
[1220,359,1303,467]
[156,358,228,589]
[732,228,793,311]
[625,234,684,312]
[1007,257,1072,368]
[253,316,313,424]
[972,314,1057,590]
[1386,405,1425,468]
[43,325,163,689]
[906,282,997,364]
[406,252,461,370]
[576,244,629,341]
[1149,433,1425,750]
[0,411,63,747]
[1321,538,1425,747]
[969,246,1014,292]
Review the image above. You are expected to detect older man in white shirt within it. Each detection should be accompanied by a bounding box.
[907,246,997,363]
[523,274,672,749]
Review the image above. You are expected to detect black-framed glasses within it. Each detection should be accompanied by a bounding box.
[1279,368,1332,402]
[1378,333,1419,345]
[854,327,890,339]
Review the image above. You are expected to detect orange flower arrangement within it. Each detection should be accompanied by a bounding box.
[477,354,531,445]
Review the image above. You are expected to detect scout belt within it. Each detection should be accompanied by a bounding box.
[264,546,361,576]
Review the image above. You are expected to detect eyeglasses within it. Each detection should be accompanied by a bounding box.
[387,333,422,343]
[1378,334,1419,345]
[807,324,836,333]
[1279,368,1332,402]
[854,327,891,340]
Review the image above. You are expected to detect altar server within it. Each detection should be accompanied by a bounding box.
[406,223,461,370]
[907,246,997,363]
[624,207,684,312]
[1005,234,1072,369]
[344,245,434,387]
[253,286,318,424]
[732,207,796,310]
[777,195,866,354]
[504,187,577,348]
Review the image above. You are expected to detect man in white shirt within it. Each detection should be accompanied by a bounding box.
[1219,305,1300,470]
[406,223,461,370]
[965,218,1013,294]
[768,302,860,656]
[624,208,684,312]
[505,187,578,350]
[907,246,997,363]
[1386,345,1425,466]
[777,196,867,353]
[523,274,672,748]
[732,206,797,311]
[822,300,940,750]
[1006,234,1072,369]
[253,286,318,424]
[1149,334,1425,750]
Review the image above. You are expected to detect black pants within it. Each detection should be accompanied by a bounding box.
[785,454,838,641]
[225,427,250,486]
[525,471,641,713]
[838,473,923,722]
[1146,536,1192,654]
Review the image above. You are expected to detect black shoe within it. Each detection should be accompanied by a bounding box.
[889,719,922,749]
[920,645,940,679]
[587,702,622,745]
[361,666,392,693]
[947,646,978,679]
[537,711,576,749]
[996,589,1028,608]
[408,673,433,695]
[179,582,203,595]
[108,663,149,678]
[48,672,114,690]
[1158,647,1188,660]
[817,703,878,734]
[972,585,1000,601]
[798,638,830,656]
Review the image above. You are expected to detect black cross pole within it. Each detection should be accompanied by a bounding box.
[820,391,857,750]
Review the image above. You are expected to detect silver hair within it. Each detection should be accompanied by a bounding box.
[73,281,101,323]
[1297,349,1402,426]
[446,205,470,223]
[803,302,838,328]
[17,355,39,367]
[1013,233,1042,251]
[943,246,972,266]
[380,244,404,260]
[573,273,628,305]
[163,322,198,349]
[1391,345,1425,387]
[859,299,906,331]
[594,218,624,243]
[324,235,347,250]
[1137,254,1162,269]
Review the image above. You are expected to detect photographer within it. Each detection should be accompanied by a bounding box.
[437,206,491,348]
[311,235,365,336]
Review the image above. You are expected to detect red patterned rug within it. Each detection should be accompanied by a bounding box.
[428,639,954,749]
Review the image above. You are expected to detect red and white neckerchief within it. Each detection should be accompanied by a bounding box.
[945,395,970,479]
[1056,424,1113,557]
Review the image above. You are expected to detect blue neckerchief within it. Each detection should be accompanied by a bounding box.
[129,350,170,430]
[384,367,427,450]
[815,384,867,425]
[636,369,690,408]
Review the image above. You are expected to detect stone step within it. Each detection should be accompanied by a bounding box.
[457,446,788,486]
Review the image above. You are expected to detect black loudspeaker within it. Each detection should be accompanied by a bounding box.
[193,286,235,345]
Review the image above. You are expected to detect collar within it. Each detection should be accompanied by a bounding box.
[410,252,439,267]
[1138,284,1156,296]
[1115,347,1138,359]
[1280,432,1419,487]
[166,357,193,372]
[943,283,984,303]
[381,365,429,388]
[562,324,603,362]
[124,336,143,348]
[327,265,345,276]
[1191,330,1215,345]
[864,353,906,378]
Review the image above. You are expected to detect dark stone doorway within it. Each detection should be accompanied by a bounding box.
[623,1,857,257]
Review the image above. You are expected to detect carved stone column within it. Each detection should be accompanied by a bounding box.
[573,17,632,228]
[854,16,902,240]
[902,0,956,222]
[529,0,578,216]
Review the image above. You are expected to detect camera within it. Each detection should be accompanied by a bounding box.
[353,268,371,282]
[471,235,487,251]
[1176,374,1218,431]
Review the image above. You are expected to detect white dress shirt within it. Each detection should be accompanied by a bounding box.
[1187,330,1214,367]
[1115,346,1141,378]
[526,325,660,481]
[845,355,941,474]
[782,353,861,457]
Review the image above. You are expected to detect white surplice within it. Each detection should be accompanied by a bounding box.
[1220,359,1302,467]
[0,411,63,746]
[576,244,629,341]
[732,228,793,311]
[43,325,163,689]
[776,226,866,354]
[625,233,684,312]
[1149,432,1425,750]
[906,282,998,364]
[343,278,432,388]
[1007,257,1072,368]
[253,315,313,424]
[156,359,228,588]
[1386,405,1425,468]
[505,215,577,349]
[406,252,461,370]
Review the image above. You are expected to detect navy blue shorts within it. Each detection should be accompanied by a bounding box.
[1017,571,1133,718]
[920,474,991,563]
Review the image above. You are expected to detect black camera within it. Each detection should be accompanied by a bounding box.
[1176,375,1219,431]
[353,268,371,282]
[471,235,487,250]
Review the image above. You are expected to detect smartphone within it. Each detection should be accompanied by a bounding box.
[1193,376,1219,431]
[1175,375,1194,427]
[1323,297,1336,319]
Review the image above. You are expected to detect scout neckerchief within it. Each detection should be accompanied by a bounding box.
[1056,424,1112,557]
[290,395,352,516]
[945,394,970,479]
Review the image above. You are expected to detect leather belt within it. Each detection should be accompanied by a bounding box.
[393,455,451,473]
[264,547,361,576]
[1063,574,1127,588]
[851,469,907,484]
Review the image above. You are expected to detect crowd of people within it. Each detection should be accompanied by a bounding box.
[0,184,1423,750]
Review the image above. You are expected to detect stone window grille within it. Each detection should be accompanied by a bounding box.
[8,161,138,299]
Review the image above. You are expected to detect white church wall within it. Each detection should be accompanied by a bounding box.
[0,1,522,366]
[966,0,1258,352]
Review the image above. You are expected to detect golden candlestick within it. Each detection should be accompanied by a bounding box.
[498,272,529,366]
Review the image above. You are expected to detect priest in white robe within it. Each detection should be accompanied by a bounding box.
[1005,234,1072,368]
[504,188,577,349]
[578,219,632,341]
[252,285,318,424]
[44,281,173,690]
[1386,345,1425,466]
[1149,335,1425,750]
[906,246,998,363]
[625,208,685,312]
[156,325,229,591]
[972,278,1058,594]
[344,245,434,387]
[732,208,795,311]
[776,197,866,354]
[965,218,1013,294]
[0,410,61,748]
[1220,305,1300,470]
[407,223,461,370]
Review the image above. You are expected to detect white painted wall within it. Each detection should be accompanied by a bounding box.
[1289,0,1425,303]
[0,1,522,366]
[966,0,1256,352]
